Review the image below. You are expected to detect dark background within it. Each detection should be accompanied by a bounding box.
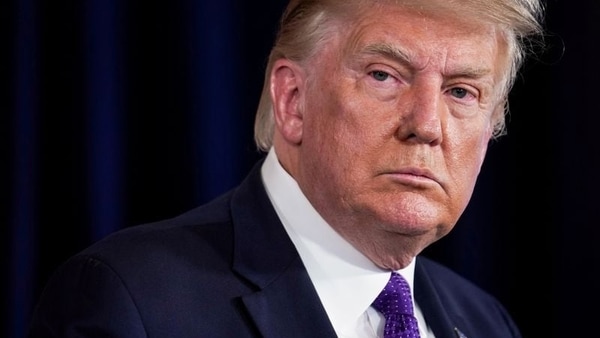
[2,0,596,337]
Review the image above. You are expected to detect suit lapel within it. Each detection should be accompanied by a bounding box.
[229,161,337,338]
[240,261,337,338]
[414,259,469,338]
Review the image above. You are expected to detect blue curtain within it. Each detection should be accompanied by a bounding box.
[4,1,598,337]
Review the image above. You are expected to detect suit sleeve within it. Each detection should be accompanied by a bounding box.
[27,255,147,338]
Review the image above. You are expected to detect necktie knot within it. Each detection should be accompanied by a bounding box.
[372,271,421,338]
[372,272,415,316]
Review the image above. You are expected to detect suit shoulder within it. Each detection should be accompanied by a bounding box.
[72,189,236,268]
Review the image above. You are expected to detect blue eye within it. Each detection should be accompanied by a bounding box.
[370,70,390,81]
[450,87,469,99]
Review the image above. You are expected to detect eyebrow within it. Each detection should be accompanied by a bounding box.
[362,43,412,65]
[360,42,493,80]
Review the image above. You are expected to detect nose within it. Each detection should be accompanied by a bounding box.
[396,82,443,145]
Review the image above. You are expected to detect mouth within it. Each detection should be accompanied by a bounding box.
[381,167,442,188]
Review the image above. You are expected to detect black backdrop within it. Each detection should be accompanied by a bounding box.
[2,0,597,337]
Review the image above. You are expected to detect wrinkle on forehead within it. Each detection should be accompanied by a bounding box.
[341,7,503,70]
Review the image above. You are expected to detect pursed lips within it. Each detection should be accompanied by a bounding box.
[380,167,443,189]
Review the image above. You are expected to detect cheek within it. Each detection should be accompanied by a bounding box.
[301,99,378,194]
[471,123,493,172]
[446,124,491,194]
[454,115,492,161]
[305,85,373,151]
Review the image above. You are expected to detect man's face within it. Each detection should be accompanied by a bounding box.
[281,5,506,267]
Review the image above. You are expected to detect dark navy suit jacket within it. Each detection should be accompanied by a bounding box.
[28,160,522,338]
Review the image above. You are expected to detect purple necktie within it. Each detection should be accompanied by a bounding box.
[372,272,421,338]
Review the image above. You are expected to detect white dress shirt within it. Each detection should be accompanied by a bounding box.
[260,148,435,338]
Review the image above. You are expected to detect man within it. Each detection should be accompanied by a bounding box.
[28,0,545,337]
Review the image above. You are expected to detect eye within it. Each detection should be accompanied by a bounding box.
[370,70,391,82]
[449,87,470,99]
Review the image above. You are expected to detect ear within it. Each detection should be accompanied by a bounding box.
[270,59,305,145]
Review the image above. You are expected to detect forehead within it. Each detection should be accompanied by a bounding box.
[337,5,506,71]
